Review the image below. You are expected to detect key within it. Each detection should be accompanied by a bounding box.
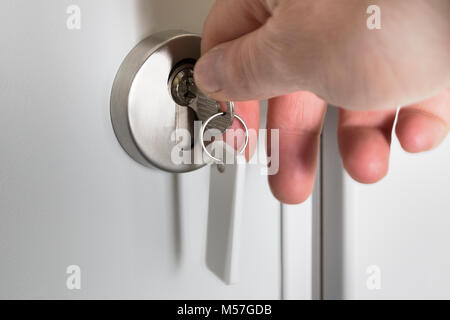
[168,62,234,133]
[195,93,234,133]
[169,59,248,283]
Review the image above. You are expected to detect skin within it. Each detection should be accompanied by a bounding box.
[194,0,450,204]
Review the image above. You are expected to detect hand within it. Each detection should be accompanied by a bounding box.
[194,0,450,204]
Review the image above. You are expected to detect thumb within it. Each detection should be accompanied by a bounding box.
[194,26,302,102]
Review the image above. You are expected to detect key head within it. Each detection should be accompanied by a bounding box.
[195,94,234,133]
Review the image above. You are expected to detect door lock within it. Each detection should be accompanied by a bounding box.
[168,60,197,107]
[111,30,235,173]
[110,30,207,173]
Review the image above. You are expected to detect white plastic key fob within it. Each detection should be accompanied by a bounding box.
[206,141,246,285]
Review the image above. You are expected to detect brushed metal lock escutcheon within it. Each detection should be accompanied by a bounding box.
[110,30,207,173]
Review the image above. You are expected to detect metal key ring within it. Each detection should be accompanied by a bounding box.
[200,112,249,163]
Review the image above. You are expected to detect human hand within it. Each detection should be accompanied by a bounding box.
[194,0,450,204]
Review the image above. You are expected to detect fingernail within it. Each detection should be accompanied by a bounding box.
[194,47,224,93]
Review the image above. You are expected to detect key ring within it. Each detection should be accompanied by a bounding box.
[200,112,249,163]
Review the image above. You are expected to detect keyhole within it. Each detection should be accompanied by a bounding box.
[168,59,197,107]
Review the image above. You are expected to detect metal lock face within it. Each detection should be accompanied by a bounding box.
[110,30,207,173]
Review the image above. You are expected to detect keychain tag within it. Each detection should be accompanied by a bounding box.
[206,141,246,285]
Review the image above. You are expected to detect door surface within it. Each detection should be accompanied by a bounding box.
[0,0,282,299]
[2,0,449,301]
[322,108,450,299]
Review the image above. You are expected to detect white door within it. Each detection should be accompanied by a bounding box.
[0,0,285,299]
[322,108,450,299]
[2,0,447,301]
